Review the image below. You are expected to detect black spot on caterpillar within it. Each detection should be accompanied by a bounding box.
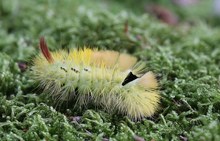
[122,72,139,86]
[60,67,67,72]
[71,68,79,73]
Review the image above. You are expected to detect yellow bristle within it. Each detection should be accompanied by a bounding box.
[68,48,93,65]
[91,50,120,67]
[118,53,137,71]
[137,71,158,89]
[91,50,137,70]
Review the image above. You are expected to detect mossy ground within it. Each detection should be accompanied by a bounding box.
[0,0,220,140]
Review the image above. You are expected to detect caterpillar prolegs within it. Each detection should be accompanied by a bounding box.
[31,37,160,120]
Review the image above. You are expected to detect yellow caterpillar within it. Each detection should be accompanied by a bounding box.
[31,37,160,120]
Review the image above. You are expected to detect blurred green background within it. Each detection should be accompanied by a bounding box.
[0,0,220,140]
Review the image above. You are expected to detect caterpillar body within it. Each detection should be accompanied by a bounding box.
[31,37,160,120]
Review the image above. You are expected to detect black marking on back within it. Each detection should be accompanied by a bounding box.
[122,72,138,86]
[71,68,79,73]
[60,67,67,72]
[84,68,90,72]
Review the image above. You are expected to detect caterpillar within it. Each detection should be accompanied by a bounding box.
[31,37,160,120]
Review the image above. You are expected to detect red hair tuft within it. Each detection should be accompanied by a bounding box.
[39,37,54,63]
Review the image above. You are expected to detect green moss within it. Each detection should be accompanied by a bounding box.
[0,53,21,96]
[0,0,220,140]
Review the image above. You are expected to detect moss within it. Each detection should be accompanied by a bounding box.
[0,0,220,140]
[0,53,22,96]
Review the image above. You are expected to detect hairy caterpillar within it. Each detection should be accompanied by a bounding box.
[31,37,160,120]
